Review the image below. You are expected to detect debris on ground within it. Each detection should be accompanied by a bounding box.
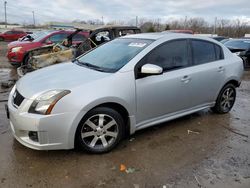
[194,175,202,188]
[120,164,138,174]
[187,130,200,135]
[125,167,136,174]
[1,80,16,89]
[120,164,126,172]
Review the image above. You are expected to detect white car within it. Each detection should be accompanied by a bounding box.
[6,33,244,153]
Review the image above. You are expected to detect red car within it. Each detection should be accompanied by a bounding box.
[0,30,27,41]
[7,30,89,66]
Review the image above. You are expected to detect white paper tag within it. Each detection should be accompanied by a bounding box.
[128,43,147,48]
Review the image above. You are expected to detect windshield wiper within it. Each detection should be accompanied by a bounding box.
[73,59,112,72]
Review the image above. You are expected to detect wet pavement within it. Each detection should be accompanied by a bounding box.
[0,41,250,188]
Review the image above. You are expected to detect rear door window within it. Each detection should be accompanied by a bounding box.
[191,40,223,65]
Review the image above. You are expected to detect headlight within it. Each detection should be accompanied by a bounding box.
[11,47,22,53]
[29,90,70,115]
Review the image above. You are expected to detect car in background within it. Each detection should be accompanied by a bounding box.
[220,38,231,44]
[0,30,27,41]
[7,33,243,153]
[164,30,194,34]
[17,26,141,77]
[212,36,228,42]
[18,31,49,42]
[224,39,250,68]
[7,30,89,66]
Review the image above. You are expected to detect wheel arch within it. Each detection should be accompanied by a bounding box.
[224,79,241,88]
[22,52,30,65]
[214,78,240,103]
[72,101,133,148]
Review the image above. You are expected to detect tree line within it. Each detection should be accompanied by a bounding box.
[138,17,250,38]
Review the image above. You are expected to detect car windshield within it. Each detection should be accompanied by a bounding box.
[224,40,250,50]
[33,31,54,42]
[76,38,153,72]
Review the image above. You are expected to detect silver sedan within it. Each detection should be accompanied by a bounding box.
[7,33,244,153]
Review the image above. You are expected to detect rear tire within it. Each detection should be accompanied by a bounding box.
[0,37,4,41]
[211,83,236,114]
[75,107,125,153]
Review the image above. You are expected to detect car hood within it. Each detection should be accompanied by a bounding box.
[8,40,40,49]
[16,62,112,99]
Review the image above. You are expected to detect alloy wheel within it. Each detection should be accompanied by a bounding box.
[220,87,235,112]
[81,114,119,149]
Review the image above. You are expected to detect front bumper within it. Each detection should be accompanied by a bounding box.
[8,91,79,150]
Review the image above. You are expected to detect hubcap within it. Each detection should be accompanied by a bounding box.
[81,114,118,149]
[220,88,235,111]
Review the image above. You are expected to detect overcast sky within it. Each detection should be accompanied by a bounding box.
[1,0,250,24]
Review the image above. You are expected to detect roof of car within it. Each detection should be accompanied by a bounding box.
[122,32,194,40]
[122,32,225,44]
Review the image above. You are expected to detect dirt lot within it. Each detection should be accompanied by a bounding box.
[0,41,250,188]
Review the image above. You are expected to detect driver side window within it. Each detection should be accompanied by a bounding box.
[141,39,190,71]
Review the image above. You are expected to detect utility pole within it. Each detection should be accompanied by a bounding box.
[136,16,138,27]
[32,11,35,27]
[157,18,160,31]
[101,16,104,25]
[4,1,7,28]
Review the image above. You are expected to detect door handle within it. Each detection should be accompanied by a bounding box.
[181,75,191,83]
[217,66,225,72]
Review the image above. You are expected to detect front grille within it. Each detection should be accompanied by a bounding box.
[13,90,24,107]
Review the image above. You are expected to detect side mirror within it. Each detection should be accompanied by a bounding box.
[45,40,53,45]
[140,64,163,75]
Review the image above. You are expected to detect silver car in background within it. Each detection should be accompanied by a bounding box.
[7,33,244,153]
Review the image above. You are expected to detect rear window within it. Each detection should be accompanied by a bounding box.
[224,40,250,50]
[192,40,223,65]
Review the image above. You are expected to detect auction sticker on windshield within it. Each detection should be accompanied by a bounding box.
[128,43,147,48]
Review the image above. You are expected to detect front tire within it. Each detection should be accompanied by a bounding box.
[211,83,236,114]
[75,107,125,153]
